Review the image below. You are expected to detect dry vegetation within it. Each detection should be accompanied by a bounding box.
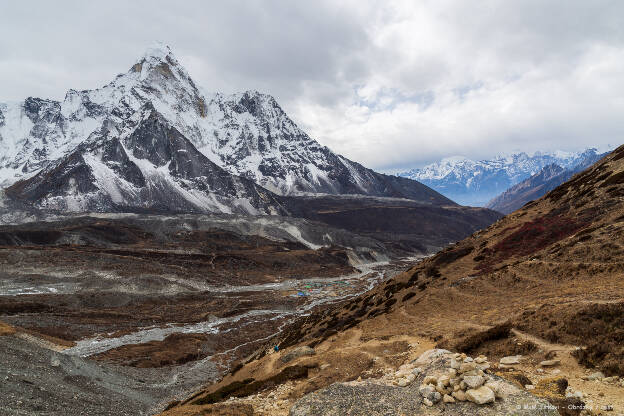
[163,145,624,415]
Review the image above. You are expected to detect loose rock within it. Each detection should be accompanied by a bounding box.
[459,362,477,373]
[465,386,496,404]
[565,390,584,400]
[442,394,455,403]
[582,371,605,381]
[419,385,436,401]
[423,375,437,385]
[539,360,560,367]
[463,375,485,389]
[452,390,467,401]
[485,381,506,399]
[500,355,522,365]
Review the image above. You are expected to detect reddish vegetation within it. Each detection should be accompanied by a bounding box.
[494,215,588,258]
[476,215,588,272]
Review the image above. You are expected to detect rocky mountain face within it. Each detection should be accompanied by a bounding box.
[166,145,624,414]
[197,91,450,202]
[6,107,287,215]
[485,150,605,214]
[400,148,606,206]
[0,44,451,214]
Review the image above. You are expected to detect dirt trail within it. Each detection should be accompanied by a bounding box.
[499,328,624,413]
[511,329,579,353]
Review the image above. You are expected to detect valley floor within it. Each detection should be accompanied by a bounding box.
[0,250,412,415]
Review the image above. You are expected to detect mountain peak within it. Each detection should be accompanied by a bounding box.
[142,42,175,62]
[439,155,473,165]
[129,42,184,77]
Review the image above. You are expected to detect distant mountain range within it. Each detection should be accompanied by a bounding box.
[485,150,605,213]
[399,148,608,207]
[0,44,451,215]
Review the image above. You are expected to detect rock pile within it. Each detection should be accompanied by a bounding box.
[390,352,506,406]
[290,349,560,415]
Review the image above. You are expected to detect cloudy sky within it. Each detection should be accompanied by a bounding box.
[1,0,622,171]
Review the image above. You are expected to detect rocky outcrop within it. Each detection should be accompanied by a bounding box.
[289,349,559,416]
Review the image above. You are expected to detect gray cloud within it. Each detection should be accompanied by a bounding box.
[1,0,623,170]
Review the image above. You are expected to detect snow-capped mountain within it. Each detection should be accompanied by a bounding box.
[0,44,451,214]
[485,150,606,214]
[399,148,606,206]
[6,106,287,214]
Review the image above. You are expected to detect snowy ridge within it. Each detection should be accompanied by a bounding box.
[485,150,607,214]
[399,148,608,206]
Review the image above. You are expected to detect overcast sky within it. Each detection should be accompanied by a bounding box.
[1,0,622,171]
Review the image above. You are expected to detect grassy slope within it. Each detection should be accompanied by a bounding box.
[163,145,624,415]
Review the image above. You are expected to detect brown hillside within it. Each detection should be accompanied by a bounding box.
[163,146,624,415]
